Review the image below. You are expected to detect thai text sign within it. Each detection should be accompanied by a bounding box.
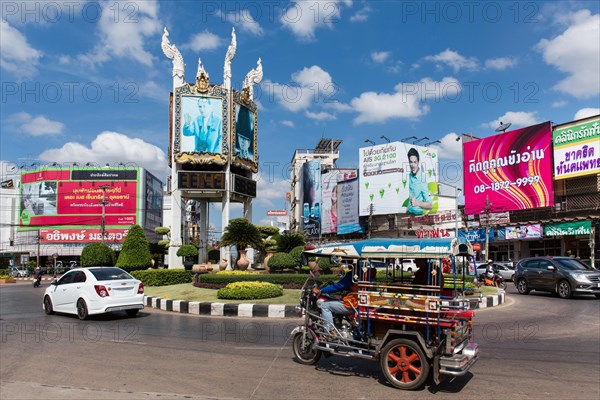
[40,228,130,243]
[544,221,592,236]
[19,168,140,230]
[267,210,287,216]
[458,228,494,243]
[463,122,554,215]
[553,116,600,180]
[337,178,362,235]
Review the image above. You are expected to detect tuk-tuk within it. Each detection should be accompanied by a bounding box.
[292,237,479,390]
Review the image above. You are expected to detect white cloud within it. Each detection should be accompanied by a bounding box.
[0,20,43,79]
[306,111,336,121]
[536,10,600,98]
[37,131,168,179]
[425,49,479,73]
[217,10,264,36]
[280,0,348,41]
[8,112,64,136]
[350,5,372,22]
[574,108,600,120]
[432,132,464,161]
[552,100,567,108]
[350,77,461,124]
[371,51,391,63]
[185,30,224,51]
[281,120,295,127]
[484,57,517,70]
[268,65,335,112]
[486,111,540,130]
[255,177,290,208]
[78,1,161,67]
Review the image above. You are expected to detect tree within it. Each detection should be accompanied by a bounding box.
[277,231,306,253]
[220,218,263,267]
[81,242,116,267]
[116,224,152,271]
[177,244,199,269]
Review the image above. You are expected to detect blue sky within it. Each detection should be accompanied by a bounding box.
[1,1,599,232]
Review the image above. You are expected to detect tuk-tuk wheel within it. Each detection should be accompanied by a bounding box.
[292,330,321,365]
[380,338,429,390]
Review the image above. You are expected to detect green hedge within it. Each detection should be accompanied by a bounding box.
[267,252,296,272]
[0,269,9,276]
[131,269,193,286]
[217,281,283,300]
[198,273,338,286]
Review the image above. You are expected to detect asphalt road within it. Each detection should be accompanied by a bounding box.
[1,281,598,399]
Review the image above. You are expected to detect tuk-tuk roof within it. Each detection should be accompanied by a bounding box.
[303,238,472,259]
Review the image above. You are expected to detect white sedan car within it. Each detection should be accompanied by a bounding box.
[43,267,144,320]
[476,263,515,281]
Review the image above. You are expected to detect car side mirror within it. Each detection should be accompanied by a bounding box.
[50,280,58,286]
[547,265,555,271]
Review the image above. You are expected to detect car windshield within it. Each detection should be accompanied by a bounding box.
[90,267,134,281]
[554,258,595,271]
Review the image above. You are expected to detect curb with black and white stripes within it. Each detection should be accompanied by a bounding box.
[144,291,505,318]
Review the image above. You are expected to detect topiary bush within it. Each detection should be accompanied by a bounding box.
[316,256,339,273]
[288,246,305,264]
[208,249,220,263]
[217,281,283,300]
[130,269,193,286]
[268,252,296,272]
[116,224,152,272]
[81,242,116,267]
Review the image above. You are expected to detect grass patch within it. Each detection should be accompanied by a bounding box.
[145,283,301,304]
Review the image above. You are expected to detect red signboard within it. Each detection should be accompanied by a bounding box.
[267,210,288,216]
[40,228,130,243]
[19,168,140,230]
[463,122,554,215]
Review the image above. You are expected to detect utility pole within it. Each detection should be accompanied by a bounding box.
[36,230,40,268]
[99,185,110,243]
[484,195,491,262]
[368,203,374,239]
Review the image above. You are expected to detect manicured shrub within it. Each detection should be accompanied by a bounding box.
[215,270,259,275]
[81,242,116,267]
[217,281,283,300]
[289,246,305,264]
[316,256,339,272]
[116,225,152,271]
[177,244,198,262]
[0,269,9,276]
[267,252,296,272]
[131,269,193,286]
[198,272,338,286]
[208,249,220,263]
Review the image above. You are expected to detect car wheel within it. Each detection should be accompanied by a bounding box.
[557,280,572,299]
[407,268,413,273]
[126,309,139,317]
[517,278,530,295]
[76,299,89,320]
[43,296,54,315]
[380,338,429,390]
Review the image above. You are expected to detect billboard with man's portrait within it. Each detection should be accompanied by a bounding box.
[232,101,259,172]
[359,142,439,216]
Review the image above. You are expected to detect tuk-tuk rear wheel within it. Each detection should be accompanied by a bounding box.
[380,338,429,390]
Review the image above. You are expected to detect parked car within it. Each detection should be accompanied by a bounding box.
[368,259,419,274]
[9,266,29,277]
[43,267,144,320]
[476,263,515,281]
[513,257,600,299]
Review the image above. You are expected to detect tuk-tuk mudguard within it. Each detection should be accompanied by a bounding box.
[378,330,433,359]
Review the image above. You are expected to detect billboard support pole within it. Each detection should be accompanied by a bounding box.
[484,195,491,262]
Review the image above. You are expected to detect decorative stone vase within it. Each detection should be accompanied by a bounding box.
[308,260,319,273]
[183,261,194,271]
[263,251,276,273]
[236,250,250,271]
[219,259,227,271]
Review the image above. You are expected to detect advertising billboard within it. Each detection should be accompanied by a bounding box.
[19,168,141,231]
[144,171,163,234]
[463,122,554,215]
[359,142,438,216]
[321,169,358,235]
[458,228,494,243]
[302,159,321,237]
[337,178,362,235]
[553,115,600,180]
[500,224,542,240]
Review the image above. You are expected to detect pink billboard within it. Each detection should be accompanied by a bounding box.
[463,122,554,215]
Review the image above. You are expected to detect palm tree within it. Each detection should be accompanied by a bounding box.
[220,218,263,269]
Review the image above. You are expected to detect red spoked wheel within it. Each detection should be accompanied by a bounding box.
[380,338,429,390]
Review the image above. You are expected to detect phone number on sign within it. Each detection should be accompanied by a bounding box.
[473,176,541,194]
